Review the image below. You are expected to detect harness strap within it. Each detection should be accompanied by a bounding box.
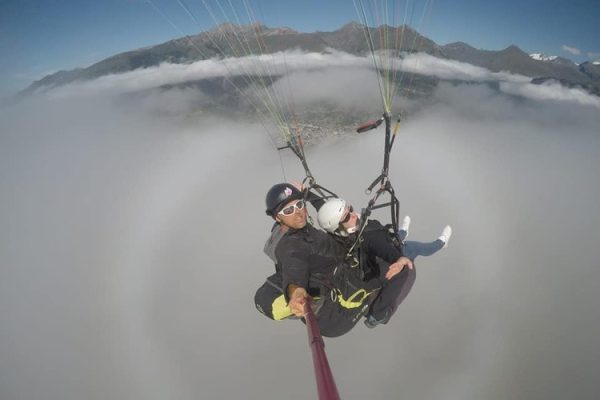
[333,288,377,309]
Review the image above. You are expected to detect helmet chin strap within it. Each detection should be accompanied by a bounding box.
[336,229,349,237]
[345,225,358,234]
[340,214,361,235]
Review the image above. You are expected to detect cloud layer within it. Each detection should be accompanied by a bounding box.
[2,56,600,400]
[32,50,600,110]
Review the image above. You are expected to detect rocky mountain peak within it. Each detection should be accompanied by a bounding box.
[335,21,365,33]
[208,22,267,35]
[501,45,526,55]
[444,42,476,51]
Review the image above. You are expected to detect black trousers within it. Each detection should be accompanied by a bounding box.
[309,292,369,337]
[254,265,382,337]
[368,264,417,322]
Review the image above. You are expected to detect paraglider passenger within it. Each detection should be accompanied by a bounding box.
[317,198,452,328]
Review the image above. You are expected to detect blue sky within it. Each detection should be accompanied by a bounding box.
[1,0,599,97]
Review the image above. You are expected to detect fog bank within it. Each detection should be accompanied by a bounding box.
[2,77,599,399]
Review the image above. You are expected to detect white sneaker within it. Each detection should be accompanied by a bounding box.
[438,225,452,248]
[400,215,411,236]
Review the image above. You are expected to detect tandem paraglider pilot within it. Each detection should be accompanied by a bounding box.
[257,182,402,337]
[255,180,453,336]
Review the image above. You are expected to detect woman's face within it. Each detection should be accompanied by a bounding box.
[340,205,358,230]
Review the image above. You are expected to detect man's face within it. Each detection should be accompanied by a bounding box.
[275,199,307,229]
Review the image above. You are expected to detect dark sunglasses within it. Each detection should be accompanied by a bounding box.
[339,205,354,224]
[278,199,306,216]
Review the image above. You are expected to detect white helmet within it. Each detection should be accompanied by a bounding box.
[317,198,346,233]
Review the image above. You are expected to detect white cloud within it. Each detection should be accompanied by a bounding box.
[499,80,600,107]
[386,53,600,108]
[268,67,381,109]
[31,49,599,111]
[587,51,600,62]
[562,45,581,55]
[397,52,529,83]
[38,50,371,99]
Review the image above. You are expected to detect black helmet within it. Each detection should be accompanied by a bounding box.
[265,183,304,217]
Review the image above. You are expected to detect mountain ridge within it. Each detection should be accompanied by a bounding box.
[20,22,600,97]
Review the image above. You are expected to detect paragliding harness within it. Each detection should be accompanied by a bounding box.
[346,112,403,265]
[255,113,403,335]
[310,264,381,337]
[278,112,403,263]
[256,222,381,337]
[279,124,388,320]
[277,130,338,203]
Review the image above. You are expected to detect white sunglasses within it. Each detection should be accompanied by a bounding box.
[278,199,306,216]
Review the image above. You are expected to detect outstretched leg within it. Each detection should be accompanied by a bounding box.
[402,225,452,260]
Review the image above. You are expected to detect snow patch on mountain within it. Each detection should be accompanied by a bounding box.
[530,53,558,62]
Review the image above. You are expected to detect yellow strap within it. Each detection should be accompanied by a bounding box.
[334,288,375,309]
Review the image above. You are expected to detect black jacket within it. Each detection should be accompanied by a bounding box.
[274,223,346,301]
[362,219,402,262]
[306,192,403,271]
[337,219,403,280]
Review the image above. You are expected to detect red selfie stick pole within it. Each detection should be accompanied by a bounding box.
[303,298,341,400]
